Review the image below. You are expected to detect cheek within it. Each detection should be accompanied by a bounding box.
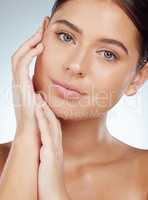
[40,43,66,74]
[33,48,67,94]
[93,68,133,110]
[44,33,69,63]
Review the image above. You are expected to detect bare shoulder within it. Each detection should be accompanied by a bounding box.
[134,149,148,192]
[0,142,12,175]
[132,149,148,171]
[137,149,148,165]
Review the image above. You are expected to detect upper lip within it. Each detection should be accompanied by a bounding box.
[51,79,87,95]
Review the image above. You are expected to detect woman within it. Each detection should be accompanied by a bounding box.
[0,0,148,199]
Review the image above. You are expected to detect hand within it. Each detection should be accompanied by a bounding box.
[0,22,45,200]
[35,94,70,200]
[11,21,44,149]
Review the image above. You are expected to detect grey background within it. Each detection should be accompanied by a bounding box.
[0,0,148,149]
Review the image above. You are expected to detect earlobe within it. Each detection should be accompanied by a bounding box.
[124,63,148,96]
[124,87,137,96]
[124,72,141,96]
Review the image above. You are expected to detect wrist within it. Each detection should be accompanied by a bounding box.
[16,119,37,135]
[13,127,40,157]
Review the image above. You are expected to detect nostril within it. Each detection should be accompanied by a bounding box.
[66,67,70,70]
[65,65,85,77]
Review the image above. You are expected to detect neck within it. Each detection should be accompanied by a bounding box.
[60,113,137,170]
[61,113,109,155]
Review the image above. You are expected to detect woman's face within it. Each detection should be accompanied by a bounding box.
[33,0,141,121]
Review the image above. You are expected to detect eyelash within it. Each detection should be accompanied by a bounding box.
[55,31,118,62]
[97,50,118,62]
[55,31,75,44]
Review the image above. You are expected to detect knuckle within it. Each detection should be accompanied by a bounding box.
[11,59,19,74]
[12,61,25,79]
[11,52,20,67]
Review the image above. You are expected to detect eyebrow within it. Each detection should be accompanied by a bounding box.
[53,19,83,34]
[99,38,129,55]
[52,19,129,55]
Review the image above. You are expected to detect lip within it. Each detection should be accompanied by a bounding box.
[51,79,87,95]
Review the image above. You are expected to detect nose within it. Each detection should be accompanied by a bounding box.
[63,47,89,78]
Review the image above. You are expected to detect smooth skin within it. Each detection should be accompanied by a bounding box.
[0,22,69,200]
[1,0,148,199]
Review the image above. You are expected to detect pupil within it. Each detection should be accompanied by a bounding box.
[105,51,112,58]
[65,34,71,41]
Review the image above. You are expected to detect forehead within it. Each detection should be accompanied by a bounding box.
[50,0,140,51]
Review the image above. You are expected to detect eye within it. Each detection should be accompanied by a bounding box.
[55,31,75,44]
[97,50,118,62]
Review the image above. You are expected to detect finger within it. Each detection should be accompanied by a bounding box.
[36,95,63,152]
[43,103,62,145]
[14,42,44,83]
[36,105,63,165]
[12,42,44,112]
[35,94,64,164]
[12,22,44,68]
[37,94,61,131]
[35,101,52,148]
[35,105,57,162]
[38,95,62,147]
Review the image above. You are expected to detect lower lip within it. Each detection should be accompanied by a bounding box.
[52,81,82,99]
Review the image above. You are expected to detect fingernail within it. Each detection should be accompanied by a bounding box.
[37,43,44,49]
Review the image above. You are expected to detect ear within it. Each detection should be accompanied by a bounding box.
[124,62,148,96]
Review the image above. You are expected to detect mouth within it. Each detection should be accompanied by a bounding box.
[51,79,86,99]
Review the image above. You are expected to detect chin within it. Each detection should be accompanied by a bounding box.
[45,94,106,122]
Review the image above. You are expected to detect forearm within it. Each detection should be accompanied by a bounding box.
[39,179,70,200]
[0,130,39,200]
